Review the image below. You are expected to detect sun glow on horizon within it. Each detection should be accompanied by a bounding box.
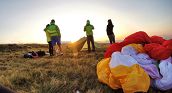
[0,0,171,44]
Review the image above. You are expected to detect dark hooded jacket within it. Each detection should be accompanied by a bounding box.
[106,20,114,35]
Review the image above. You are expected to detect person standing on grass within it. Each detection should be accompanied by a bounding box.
[84,20,95,52]
[44,24,53,56]
[106,19,115,44]
[47,19,63,55]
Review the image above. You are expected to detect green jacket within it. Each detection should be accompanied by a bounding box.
[47,23,61,37]
[44,27,51,42]
[84,24,94,36]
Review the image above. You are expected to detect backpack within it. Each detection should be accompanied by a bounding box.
[36,51,46,57]
[24,51,38,58]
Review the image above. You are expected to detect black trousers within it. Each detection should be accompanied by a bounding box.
[87,35,95,51]
[48,41,53,55]
[108,34,115,44]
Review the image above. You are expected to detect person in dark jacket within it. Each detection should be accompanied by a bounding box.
[106,19,115,44]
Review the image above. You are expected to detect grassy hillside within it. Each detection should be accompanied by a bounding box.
[0,44,171,93]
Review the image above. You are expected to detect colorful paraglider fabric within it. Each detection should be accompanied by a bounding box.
[131,53,161,79]
[97,58,111,85]
[140,64,161,79]
[97,51,150,93]
[128,44,145,53]
[151,45,171,60]
[144,43,161,52]
[108,73,121,89]
[124,31,151,44]
[132,53,154,65]
[110,64,150,93]
[121,47,161,79]
[144,43,171,60]
[109,52,138,68]
[163,39,172,51]
[104,42,128,58]
[97,57,123,90]
[121,45,138,56]
[99,31,172,92]
[154,57,172,90]
[150,36,166,44]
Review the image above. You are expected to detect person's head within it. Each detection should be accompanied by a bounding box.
[108,19,112,24]
[50,19,55,24]
[86,20,90,25]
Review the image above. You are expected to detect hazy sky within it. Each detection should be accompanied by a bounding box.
[0,0,172,44]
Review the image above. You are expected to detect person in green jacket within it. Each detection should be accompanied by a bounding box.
[84,20,95,52]
[47,19,63,55]
[44,24,53,56]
